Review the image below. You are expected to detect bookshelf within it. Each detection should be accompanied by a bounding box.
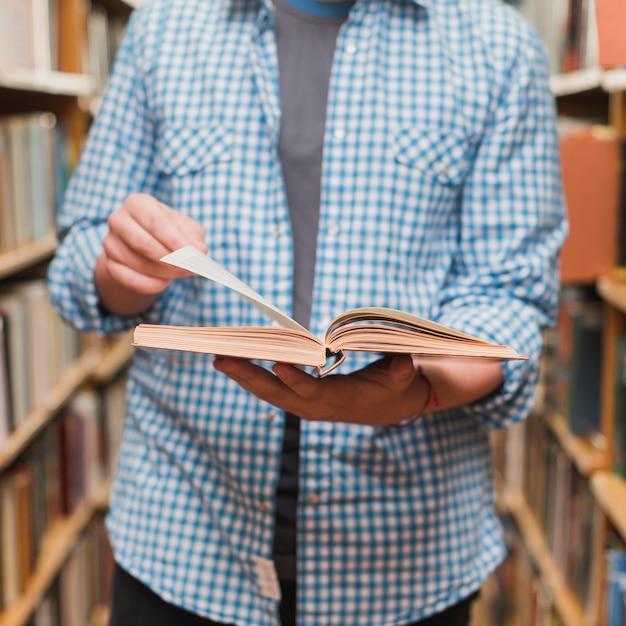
[502,489,587,626]
[0,0,136,624]
[0,482,109,626]
[491,2,626,625]
[0,236,58,281]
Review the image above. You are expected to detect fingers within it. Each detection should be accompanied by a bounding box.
[103,232,185,282]
[110,194,207,261]
[104,257,171,295]
[103,193,208,295]
[272,363,320,399]
[213,358,298,408]
[214,356,426,426]
[386,355,417,386]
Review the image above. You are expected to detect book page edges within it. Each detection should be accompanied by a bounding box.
[132,324,326,368]
[325,307,494,343]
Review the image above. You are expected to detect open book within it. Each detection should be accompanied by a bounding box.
[132,246,527,375]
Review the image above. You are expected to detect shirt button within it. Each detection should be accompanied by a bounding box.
[307,493,322,505]
[345,43,357,55]
[266,410,278,422]
[258,502,270,512]
[274,228,283,238]
[333,128,346,140]
[328,223,340,237]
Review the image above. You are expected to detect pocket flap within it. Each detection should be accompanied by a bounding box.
[394,124,472,186]
[156,122,232,175]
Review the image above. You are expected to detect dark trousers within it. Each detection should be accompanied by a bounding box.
[109,563,477,626]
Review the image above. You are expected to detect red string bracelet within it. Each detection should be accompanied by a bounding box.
[390,365,440,429]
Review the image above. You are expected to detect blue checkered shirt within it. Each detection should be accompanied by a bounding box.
[48,0,566,623]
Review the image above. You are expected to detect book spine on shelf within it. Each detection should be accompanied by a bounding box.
[0,113,66,256]
[0,279,85,437]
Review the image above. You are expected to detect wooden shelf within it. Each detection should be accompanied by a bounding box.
[0,482,110,626]
[591,472,626,543]
[597,276,626,315]
[89,606,110,626]
[602,69,626,94]
[0,235,57,280]
[551,67,603,97]
[0,349,102,472]
[550,67,626,98]
[544,413,609,476]
[0,69,95,97]
[503,488,587,626]
[93,0,137,12]
[91,333,134,384]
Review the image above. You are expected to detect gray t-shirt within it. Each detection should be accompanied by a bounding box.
[272,0,350,581]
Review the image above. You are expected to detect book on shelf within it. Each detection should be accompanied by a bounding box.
[618,139,626,268]
[565,293,603,437]
[0,472,21,609]
[0,316,11,446]
[0,279,84,436]
[132,246,527,376]
[517,0,599,74]
[595,0,626,67]
[0,112,63,254]
[606,534,626,626]
[86,3,128,99]
[521,415,598,608]
[613,336,626,478]
[552,286,604,438]
[559,125,621,285]
[0,389,114,612]
[0,0,58,72]
[0,288,30,431]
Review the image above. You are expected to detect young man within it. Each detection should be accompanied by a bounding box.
[48,0,567,624]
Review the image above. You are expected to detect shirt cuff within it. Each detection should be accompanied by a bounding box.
[435,300,543,431]
[48,224,170,335]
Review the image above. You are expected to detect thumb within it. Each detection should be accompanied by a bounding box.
[387,355,416,383]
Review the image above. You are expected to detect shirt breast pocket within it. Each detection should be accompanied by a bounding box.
[393,124,474,188]
[156,122,233,177]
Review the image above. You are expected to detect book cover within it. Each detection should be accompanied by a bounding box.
[0,129,17,254]
[0,290,29,428]
[606,536,626,626]
[595,0,626,67]
[559,126,621,284]
[0,475,21,607]
[566,297,603,437]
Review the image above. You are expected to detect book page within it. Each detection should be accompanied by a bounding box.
[161,246,308,333]
[326,307,490,343]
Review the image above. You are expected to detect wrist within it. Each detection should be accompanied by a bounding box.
[95,253,158,316]
[391,365,439,429]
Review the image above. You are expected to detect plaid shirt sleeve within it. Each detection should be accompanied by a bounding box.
[48,9,168,334]
[435,14,567,430]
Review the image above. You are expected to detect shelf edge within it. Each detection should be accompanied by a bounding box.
[503,488,587,626]
[0,349,102,472]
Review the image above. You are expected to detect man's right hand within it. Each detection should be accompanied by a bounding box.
[95,193,207,315]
